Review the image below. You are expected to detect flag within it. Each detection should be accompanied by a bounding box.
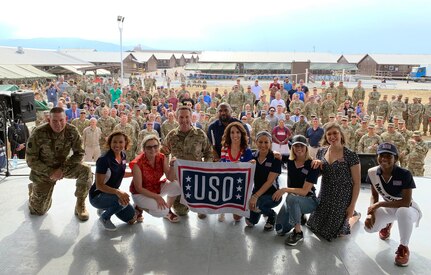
[175,160,255,217]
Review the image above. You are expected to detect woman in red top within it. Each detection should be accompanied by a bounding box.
[130,134,181,223]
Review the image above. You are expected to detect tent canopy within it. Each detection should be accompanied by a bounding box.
[0,65,55,80]
[244,63,291,70]
[0,84,20,91]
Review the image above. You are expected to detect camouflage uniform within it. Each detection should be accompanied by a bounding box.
[352,86,365,106]
[162,126,213,215]
[322,86,337,101]
[227,90,245,114]
[304,102,320,121]
[390,100,406,120]
[408,101,423,131]
[289,100,305,113]
[405,135,428,176]
[349,121,361,134]
[71,118,90,136]
[73,90,86,105]
[243,92,256,110]
[320,99,337,124]
[357,134,382,154]
[354,127,368,152]
[340,124,355,150]
[97,116,117,148]
[423,102,431,135]
[380,131,406,156]
[376,99,390,122]
[26,123,92,217]
[368,90,381,120]
[336,86,349,106]
[291,121,309,136]
[113,123,136,161]
[252,117,271,138]
[161,120,179,141]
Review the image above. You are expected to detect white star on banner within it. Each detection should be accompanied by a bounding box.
[237,178,243,184]
[185,184,191,190]
[186,176,192,182]
[186,193,191,198]
[236,186,242,192]
[236,194,242,200]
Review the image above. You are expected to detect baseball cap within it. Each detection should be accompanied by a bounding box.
[290,135,308,146]
[377,143,398,156]
[413,131,421,137]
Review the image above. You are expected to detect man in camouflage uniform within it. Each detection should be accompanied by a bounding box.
[380,123,406,158]
[354,119,369,151]
[349,114,360,133]
[402,97,410,128]
[26,107,92,220]
[289,93,304,113]
[423,96,431,135]
[291,114,309,136]
[405,131,429,176]
[71,110,90,136]
[335,81,349,106]
[161,111,179,140]
[357,124,382,154]
[408,97,423,131]
[376,94,390,123]
[320,93,337,124]
[367,85,380,121]
[398,120,412,168]
[136,122,159,155]
[390,94,407,122]
[252,111,271,148]
[374,116,386,136]
[340,116,355,150]
[227,85,245,114]
[98,107,117,149]
[162,106,213,217]
[352,80,365,107]
[113,114,136,161]
[322,81,337,101]
[243,85,256,110]
[304,96,320,121]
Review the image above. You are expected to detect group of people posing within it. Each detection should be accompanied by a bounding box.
[24,76,426,268]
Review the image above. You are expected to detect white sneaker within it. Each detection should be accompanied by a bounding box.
[99,216,117,231]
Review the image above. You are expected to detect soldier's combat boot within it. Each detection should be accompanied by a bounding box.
[75,197,89,221]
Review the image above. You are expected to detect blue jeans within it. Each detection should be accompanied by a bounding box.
[276,193,319,234]
[90,193,135,223]
[248,194,281,224]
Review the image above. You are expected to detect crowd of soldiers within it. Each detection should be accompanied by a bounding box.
[31,76,430,177]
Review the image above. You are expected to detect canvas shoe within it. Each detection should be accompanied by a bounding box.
[285,230,304,246]
[99,216,117,231]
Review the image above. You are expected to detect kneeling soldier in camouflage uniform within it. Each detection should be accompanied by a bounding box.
[26,107,92,221]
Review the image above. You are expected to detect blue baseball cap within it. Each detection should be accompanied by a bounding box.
[377,143,398,156]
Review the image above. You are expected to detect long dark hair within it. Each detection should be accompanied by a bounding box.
[221,122,248,151]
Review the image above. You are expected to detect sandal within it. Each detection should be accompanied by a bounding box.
[128,213,138,225]
[164,210,180,223]
[135,206,144,223]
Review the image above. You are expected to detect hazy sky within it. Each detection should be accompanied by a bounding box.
[1,0,431,53]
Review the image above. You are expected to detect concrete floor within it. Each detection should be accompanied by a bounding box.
[0,162,430,275]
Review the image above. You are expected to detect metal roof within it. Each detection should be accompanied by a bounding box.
[366,54,431,65]
[0,46,90,66]
[153,53,175,60]
[60,50,130,63]
[185,63,236,71]
[129,52,155,63]
[0,64,56,80]
[198,51,340,63]
[339,54,366,64]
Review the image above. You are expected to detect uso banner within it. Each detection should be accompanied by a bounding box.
[175,160,255,217]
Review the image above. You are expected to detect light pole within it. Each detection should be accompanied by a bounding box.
[117,15,125,85]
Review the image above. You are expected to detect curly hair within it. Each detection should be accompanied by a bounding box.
[221,122,248,152]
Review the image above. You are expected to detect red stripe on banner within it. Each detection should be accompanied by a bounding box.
[188,204,247,211]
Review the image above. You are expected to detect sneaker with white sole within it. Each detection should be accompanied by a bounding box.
[99,216,117,231]
[285,230,304,246]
